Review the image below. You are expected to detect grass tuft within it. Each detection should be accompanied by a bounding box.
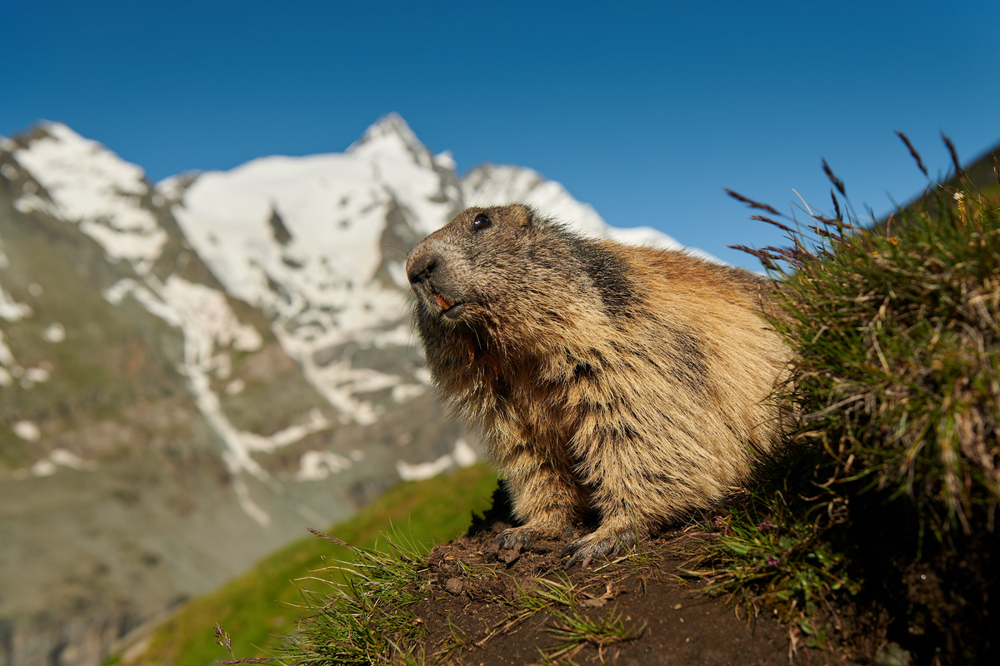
[273,530,429,666]
[753,136,1000,543]
[688,133,1000,660]
[540,606,644,664]
[679,472,860,625]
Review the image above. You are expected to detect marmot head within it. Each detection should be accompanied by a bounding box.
[406,204,546,326]
[406,204,637,367]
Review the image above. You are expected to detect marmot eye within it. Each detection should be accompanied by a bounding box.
[473,214,492,232]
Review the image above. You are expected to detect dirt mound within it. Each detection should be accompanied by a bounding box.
[408,521,855,665]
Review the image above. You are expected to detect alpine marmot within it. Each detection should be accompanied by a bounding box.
[406,204,791,564]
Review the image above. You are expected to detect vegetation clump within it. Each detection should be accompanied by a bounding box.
[268,530,430,665]
[692,134,1000,661]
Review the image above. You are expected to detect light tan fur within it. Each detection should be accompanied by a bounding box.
[406,204,791,563]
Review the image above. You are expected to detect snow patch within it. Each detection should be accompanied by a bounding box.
[229,470,272,528]
[157,172,200,202]
[0,287,32,321]
[391,383,426,403]
[24,449,97,478]
[79,219,167,268]
[347,113,434,170]
[13,421,40,442]
[433,150,456,171]
[395,439,478,481]
[0,330,40,387]
[225,379,245,395]
[413,367,432,386]
[244,408,331,453]
[50,448,97,470]
[0,330,17,367]
[453,438,478,467]
[12,192,57,216]
[102,278,135,305]
[160,276,264,353]
[396,454,453,481]
[13,123,167,270]
[23,367,50,383]
[30,460,57,477]
[294,450,353,481]
[43,323,65,343]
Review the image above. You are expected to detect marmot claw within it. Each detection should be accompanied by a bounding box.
[562,536,612,567]
[562,529,637,568]
[496,526,536,550]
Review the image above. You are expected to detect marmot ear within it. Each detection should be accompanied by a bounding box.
[513,204,537,228]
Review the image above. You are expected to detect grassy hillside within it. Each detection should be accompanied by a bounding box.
[125,464,499,666]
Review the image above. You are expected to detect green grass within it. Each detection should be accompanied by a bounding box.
[267,531,430,666]
[761,143,1000,543]
[687,134,1000,658]
[677,466,861,641]
[265,538,647,666]
[523,575,644,664]
[540,605,644,665]
[131,464,498,666]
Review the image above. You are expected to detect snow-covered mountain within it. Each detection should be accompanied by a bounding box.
[0,113,699,666]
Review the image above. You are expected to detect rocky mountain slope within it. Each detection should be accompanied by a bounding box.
[0,114,696,666]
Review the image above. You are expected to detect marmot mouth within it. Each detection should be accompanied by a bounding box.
[432,291,455,310]
[428,285,460,313]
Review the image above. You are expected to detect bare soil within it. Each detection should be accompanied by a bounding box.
[408,522,860,666]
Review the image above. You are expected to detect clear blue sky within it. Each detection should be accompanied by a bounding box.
[4,1,999,268]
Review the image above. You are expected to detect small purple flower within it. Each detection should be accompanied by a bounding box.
[757,518,777,533]
[766,555,781,567]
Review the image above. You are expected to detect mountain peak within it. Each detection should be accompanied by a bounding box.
[347,113,433,167]
[35,120,82,143]
[351,112,418,146]
[16,121,115,162]
[15,120,149,188]
[11,119,165,269]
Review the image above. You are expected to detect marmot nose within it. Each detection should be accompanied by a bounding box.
[406,244,440,285]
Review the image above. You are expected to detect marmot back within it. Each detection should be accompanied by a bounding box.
[406,204,791,564]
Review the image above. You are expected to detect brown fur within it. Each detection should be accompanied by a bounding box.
[406,204,791,563]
